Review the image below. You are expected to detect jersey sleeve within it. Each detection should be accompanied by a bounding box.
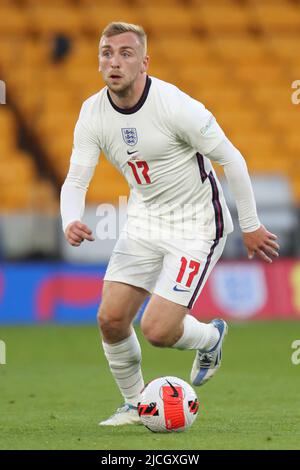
[174,89,225,155]
[207,138,261,233]
[70,103,101,167]
[60,163,95,232]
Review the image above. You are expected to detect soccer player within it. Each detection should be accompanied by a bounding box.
[60,22,280,426]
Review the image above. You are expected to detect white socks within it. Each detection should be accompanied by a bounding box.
[102,329,144,406]
[173,314,220,351]
[102,317,219,405]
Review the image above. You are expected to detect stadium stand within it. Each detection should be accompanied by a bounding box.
[0,106,57,213]
[0,0,299,222]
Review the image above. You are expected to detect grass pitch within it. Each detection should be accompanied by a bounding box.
[0,321,300,450]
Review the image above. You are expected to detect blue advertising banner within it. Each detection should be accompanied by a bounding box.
[0,263,105,324]
[1,260,299,324]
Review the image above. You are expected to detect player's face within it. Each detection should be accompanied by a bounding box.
[99,32,148,95]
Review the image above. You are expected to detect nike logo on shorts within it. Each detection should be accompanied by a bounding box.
[173,285,190,292]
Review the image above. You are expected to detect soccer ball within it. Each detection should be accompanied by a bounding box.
[137,376,199,433]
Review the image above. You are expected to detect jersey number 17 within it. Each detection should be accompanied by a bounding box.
[128,161,151,184]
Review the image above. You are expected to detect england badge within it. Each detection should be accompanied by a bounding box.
[121,128,138,146]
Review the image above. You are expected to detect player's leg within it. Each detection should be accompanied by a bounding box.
[97,280,148,425]
[142,236,228,386]
[98,280,148,344]
[141,295,220,350]
[97,232,163,425]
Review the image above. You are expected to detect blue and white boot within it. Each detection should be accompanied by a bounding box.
[99,403,141,426]
[190,319,228,386]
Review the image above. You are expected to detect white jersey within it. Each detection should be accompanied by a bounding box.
[70,76,234,240]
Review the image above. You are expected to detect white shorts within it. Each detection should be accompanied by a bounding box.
[104,231,226,309]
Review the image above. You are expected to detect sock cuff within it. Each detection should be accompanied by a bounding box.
[173,314,197,349]
[172,315,219,351]
[102,329,140,355]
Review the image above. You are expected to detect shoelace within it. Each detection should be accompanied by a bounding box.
[198,351,215,367]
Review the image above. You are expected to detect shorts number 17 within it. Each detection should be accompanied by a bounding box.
[177,257,201,288]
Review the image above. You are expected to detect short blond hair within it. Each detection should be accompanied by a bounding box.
[101,22,147,54]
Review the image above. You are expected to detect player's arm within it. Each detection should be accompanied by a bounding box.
[207,138,280,263]
[60,163,96,246]
[173,90,279,263]
[60,105,100,247]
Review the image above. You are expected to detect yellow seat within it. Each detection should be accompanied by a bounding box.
[0,184,35,212]
[157,36,216,67]
[81,6,142,35]
[87,158,129,205]
[189,0,238,4]
[135,0,181,5]
[148,64,180,85]
[267,108,300,133]
[193,4,251,34]
[45,134,75,177]
[0,157,35,183]
[30,6,81,36]
[143,6,193,36]
[246,154,292,175]
[23,0,74,4]
[64,66,103,93]
[284,132,300,159]
[233,63,286,86]
[0,38,22,70]
[36,90,76,119]
[194,87,245,111]
[0,7,29,35]
[14,91,41,121]
[230,131,289,171]
[5,65,39,95]
[18,39,48,68]
[179,63,232,89]
[268,35,300,63]
[251,86,293,110]
[0,111,19,159]
[290,65,300,88]
[0,108,18,139]
[0,177,57,213]
[211,36,271,66]
[35,112,77,149]
[66,39,99,69]
[29,179,59,214]
[220,109,263,134]
[253,4,300,33]
[77,0,126,5]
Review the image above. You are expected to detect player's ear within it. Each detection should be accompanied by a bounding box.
[141,55,149,73]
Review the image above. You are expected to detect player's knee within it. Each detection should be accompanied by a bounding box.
[145,331,171,347]
[141,319,170,347]
[97,305,124,336]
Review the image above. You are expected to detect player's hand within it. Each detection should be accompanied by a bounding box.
[243,225,280,264]
[65,221,95,247]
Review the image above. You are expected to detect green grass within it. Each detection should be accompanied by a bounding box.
[0,322,300,450]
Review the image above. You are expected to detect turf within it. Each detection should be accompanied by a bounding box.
[0,322,300,450]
